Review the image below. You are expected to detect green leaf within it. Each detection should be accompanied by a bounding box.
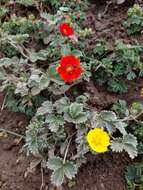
[114,121,127,135]
[29,49,49,62]
[59,7,70,12]
[126,163,143,190]
[45,114,65,132]
[64,161,77,179]
[112,100,129,117]
[100,111,117,121]
[127,71,136,80]
[28,70,50,95]
[0,7,9,17]
[64,103,88,124]
[54,97,70,114]
[25,120,47,156]
[90,111,116,134]
[72,50,83,57]
[39,74,50,89]
[16,0,35,6]
[48,65,65,85]
[31,87,41,96]
[51,168,65,186]
[36,101,53,116]
[61,45,71,56]
[15,82,29,96]
[91,111,127,135]
[0,57,19,67]
[48,158,77,186]
[108,79,127,94]
[76,94,89,104]
[47,157,63,171]
[111,134,138,159]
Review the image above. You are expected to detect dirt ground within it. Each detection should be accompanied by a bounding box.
[0,2,143,190]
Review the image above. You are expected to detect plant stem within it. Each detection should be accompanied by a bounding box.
[0,128,25,139]
[121,111,143,122]
[63,138,72,164]
[40,165,44,190]
[8,40,29,59]
[1,93,7,111]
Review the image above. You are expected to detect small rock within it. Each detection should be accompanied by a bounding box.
[0,181,3,187]
[1,172,8,182]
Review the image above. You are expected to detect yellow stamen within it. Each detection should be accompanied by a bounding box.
[66,66,73,73]
[63,29,67,34]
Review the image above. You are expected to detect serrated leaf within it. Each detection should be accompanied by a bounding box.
[90,111,116,134]
[29,50,49,62]
[124,144,138,159]
[36,101,53,116]
[114,121,127,135]
[100,111,117,121]
[69,103,83,117]
[47,157,63,171]
[76,94,89,104]
[64,103,87,124]
[45,114,65,132]
[54,97,70,114]
[104,122,116,134]
[127,71,136,80]
[112,100,129,117]
[64,161,77,179]
[91,111,127,135]
[111,137,124,152]
[111,134,138,159]
[51,168,65,186]
[48,158,77,187]
[64,112,88,124]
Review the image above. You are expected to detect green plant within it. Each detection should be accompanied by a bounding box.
[15,0,35,6]
[126,163,143,190]
[1,15,43,36]
[124,4,143,34]
[25,99,140,186]
[0,7,9,17]
[93,40,143,93]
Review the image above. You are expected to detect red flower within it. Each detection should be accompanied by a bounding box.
[57,55,84,83]
[59,23,74,37]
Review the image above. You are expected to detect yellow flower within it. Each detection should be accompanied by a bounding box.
[86,128,110,153]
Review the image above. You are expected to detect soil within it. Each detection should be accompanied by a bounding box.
[0,1,143,190]
[85,2,143,46]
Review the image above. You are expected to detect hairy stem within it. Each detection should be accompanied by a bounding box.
[0,128,25,139]
[63,138,72,164]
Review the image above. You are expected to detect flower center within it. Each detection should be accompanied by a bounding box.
[66,65,74,73]
[63,29,68,34]
[92,137,102,146]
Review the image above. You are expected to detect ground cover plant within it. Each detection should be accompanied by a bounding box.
[0,0,143,189]
[123,4,143,34]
